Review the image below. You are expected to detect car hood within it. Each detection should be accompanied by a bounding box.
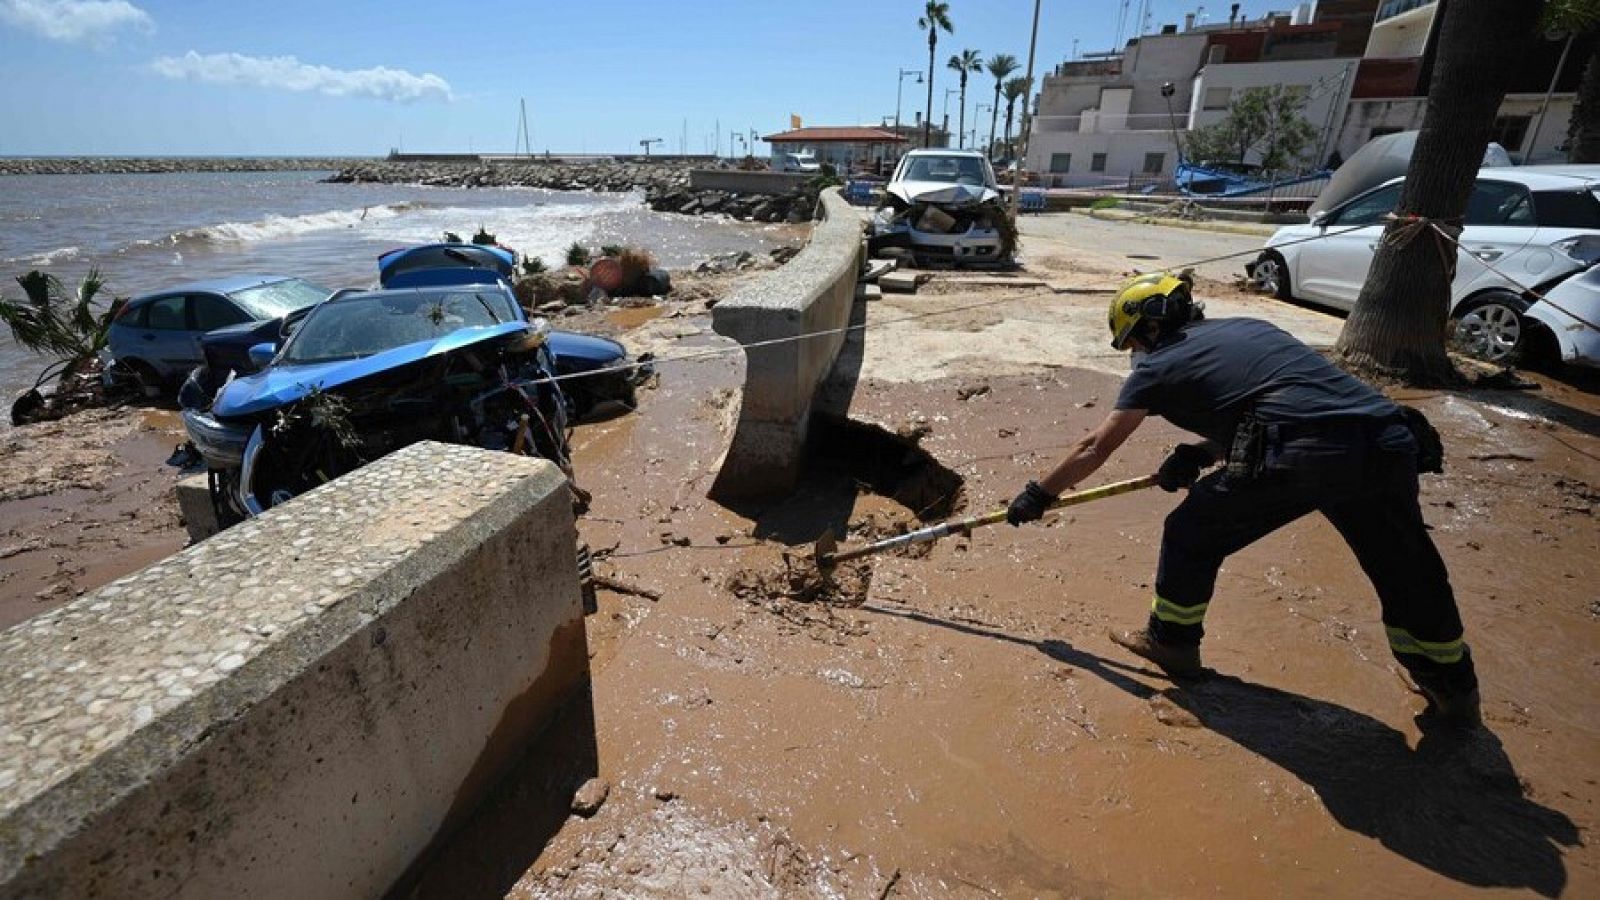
[213,321,531,419]
[887,181,1001,205]
[548,330,626,370]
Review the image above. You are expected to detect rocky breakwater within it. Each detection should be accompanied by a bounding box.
[643,184,819,224]
[0,157,371,176]
[323,160,823,225]
[324,159,696,193]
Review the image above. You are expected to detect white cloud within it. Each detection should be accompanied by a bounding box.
[150,51,453,104]
[0,0,152,44]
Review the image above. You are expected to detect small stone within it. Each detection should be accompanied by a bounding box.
[654,786,678,802]
[571,777,609,816]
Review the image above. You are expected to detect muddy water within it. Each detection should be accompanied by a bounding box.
[463,324,1600,898]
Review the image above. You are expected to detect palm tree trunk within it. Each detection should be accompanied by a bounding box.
[925,34,937,148]
[1004,105,1016,157]
[1333,0,1543,384]
[958,76,968,149]
[1569,46,1600,163]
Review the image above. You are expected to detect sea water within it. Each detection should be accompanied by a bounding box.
[0,170,787,402]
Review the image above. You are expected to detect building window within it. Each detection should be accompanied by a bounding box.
[1143,152,1166,174]
[1492,115,1532,151]
[1049,153,1072,173]
[1203,87,1231,110]
[1091,152,1108,173]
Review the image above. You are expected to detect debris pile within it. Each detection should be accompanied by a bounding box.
[725,552,871,609]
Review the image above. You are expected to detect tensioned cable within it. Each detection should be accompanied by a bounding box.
[531,221,1382,387]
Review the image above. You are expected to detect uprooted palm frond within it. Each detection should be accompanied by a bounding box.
[0,269,123,373]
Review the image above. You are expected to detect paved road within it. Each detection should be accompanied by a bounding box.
[1018,212,1267,284]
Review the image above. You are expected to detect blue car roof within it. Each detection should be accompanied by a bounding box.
[131,274,295,302]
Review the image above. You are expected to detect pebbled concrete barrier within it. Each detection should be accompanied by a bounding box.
[710,188,863,501]
[0,442,589,898]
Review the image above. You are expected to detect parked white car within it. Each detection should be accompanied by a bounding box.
[778,152,821,174]
[1247,167,1600,363]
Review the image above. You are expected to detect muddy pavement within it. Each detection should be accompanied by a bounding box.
[430,294,1600,897]
[0,407,188,629]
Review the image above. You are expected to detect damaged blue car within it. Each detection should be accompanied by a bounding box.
[182,282,579,522]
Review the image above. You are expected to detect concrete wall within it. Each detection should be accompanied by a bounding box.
[709,188,862,502]
[0,442,589,898]
[1334,93,1576,165]
[689,169,811,195]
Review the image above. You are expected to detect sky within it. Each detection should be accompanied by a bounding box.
[0,0,1268,156]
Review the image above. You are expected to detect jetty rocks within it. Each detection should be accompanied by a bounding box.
[0,157,369,176]
[326,160,821,224]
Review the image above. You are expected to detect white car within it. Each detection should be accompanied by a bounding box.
[1247,167,1600,363]
[872,149,1009,266]
[1526,264,1600,368]
[778,152,821,174]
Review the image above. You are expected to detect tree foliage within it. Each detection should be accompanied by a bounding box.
[1002,76,1031,155]
[985,53,1019,157]
[1183,85,1319,172]
[0,270,123,378]
[948,48,982,148]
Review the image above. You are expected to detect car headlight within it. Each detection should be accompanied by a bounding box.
[1551,235,1600,266]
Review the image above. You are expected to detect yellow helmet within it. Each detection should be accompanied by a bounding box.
[1109,272,1190,350]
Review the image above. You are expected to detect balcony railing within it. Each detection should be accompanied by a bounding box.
[1375,0,1435,25]
[1034,113,1187,134]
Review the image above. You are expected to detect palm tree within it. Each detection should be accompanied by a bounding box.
[947,49,983,149]
[1002,76,1031,160]
[1332,0,1544,383]
[0,269,121,380]
[918,2,954,148]
[985,53,1019,160]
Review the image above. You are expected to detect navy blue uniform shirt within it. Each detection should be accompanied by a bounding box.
[1114,317,1398,446]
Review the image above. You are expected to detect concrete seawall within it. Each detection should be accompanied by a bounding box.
[709,188,863,501]
[0,442,589,898]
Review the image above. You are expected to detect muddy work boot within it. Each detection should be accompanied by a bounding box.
[1417,686,1483,731]
[1110,628,1204,679]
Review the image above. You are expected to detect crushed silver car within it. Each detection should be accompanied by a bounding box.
[869,149,1015,267]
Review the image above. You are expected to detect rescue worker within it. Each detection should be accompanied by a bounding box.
[1006,272,1480,728]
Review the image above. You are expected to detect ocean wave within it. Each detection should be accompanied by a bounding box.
[27,246,81,265]
[163,202,418,246]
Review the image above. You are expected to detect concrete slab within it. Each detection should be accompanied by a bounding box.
[173,473,219,543]
[855,283,882,302]
[1,442,589,898]
[879,271,922,294]
[862,258,898,282]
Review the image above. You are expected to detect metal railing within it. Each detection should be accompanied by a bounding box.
[1375,0,1435,25]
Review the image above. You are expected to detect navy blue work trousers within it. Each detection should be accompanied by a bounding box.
[1149,418,1477,695]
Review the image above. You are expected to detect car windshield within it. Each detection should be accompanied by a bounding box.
[227,278,330,319]
[281,290,505,364]
[901,155,988,185]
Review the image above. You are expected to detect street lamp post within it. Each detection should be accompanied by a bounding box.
[1007,0,1043,223]
[975,104,994,157]
[895,68,923,144]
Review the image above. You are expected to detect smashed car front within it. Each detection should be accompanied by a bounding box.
[873,156,1013,264]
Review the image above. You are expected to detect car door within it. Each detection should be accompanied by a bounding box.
[1452,179,1540,303]
[137,294,195,377]
[1296,183,1403,310]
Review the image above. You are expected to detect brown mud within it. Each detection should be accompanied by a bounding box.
[0,407,188,630]
[481,322,1598,897]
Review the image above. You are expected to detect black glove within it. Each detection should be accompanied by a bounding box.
[1156,443,1215,492]
[1006,480,1058,526]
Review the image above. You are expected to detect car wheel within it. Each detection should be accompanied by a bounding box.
[1451,292,1529,364]
[1251,251,1292,300]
